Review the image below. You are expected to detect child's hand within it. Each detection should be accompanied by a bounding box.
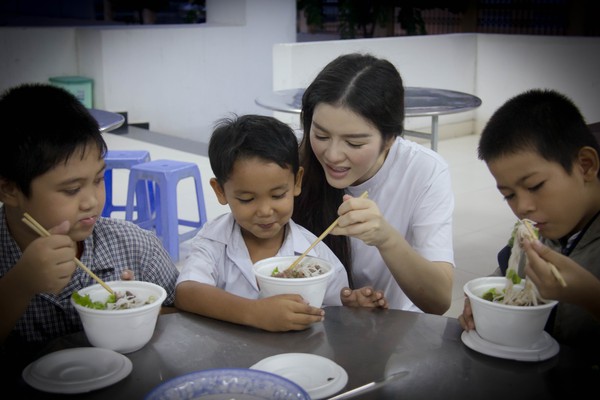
[340,286,388,309]
[254,294,325,332]
[120,269,135,280]
[458,296,475,331]
[523,238,600,319]
[18,220,76,295]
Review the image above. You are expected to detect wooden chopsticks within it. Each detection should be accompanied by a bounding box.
[22,213,115,295]
[283,191,369,274]
[521,219,567,288]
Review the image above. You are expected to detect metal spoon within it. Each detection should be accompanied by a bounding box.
[327,371,409,400]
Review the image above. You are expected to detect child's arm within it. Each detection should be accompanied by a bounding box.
[175,281,325,332]
[523,238,600,320]
[0,224,76,342]
[340,286,388,309]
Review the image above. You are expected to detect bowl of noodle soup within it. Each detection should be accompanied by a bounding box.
[71,280,166,354]
[464,277,558,348]
[253,255,333,308]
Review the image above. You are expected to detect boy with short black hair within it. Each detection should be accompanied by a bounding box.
[0,83,179,373]
[175,114,386,332]
[459,89,600,357]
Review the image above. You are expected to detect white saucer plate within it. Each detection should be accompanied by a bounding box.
[22,347,132,394]
[250,353,348,400]
[461,330,560,362]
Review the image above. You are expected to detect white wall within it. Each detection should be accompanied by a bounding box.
[0,0,296,143]
[2,6,599,145]
[475,34,600,133]
[0,27,78,83]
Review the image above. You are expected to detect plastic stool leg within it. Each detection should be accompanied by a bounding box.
[127,160,208,262]
[157,175,181,262]
[103,150,153,219]
[102,169,114,217]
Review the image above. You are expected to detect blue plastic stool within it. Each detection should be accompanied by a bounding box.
[125,159,208,262]
[102,150,154,221]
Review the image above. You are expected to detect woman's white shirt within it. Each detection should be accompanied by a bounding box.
[346,137,455,311]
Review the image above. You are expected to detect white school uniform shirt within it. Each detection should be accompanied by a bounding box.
[345,137,455,311]
[176,213,348,306]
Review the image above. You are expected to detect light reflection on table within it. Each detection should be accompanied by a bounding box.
[13,306,597,399]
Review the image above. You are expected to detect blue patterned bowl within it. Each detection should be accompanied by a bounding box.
[145,368,311,400]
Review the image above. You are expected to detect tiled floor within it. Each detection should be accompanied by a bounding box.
[436,135,516,317]
[104,131,517,319]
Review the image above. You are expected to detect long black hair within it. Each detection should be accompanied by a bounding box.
[293,53,405,286]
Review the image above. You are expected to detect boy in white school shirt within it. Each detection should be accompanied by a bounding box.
[175,114,387,332]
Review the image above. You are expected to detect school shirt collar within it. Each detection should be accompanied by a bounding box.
[202,213,319,256]
[200,214,320,287]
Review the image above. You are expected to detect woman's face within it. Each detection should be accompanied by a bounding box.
[310,103,391,188]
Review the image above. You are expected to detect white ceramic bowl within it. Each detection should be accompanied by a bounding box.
[253,255,333,308]
[464,276,558,348]
[71,280,166,354]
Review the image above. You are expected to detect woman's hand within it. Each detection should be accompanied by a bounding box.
[331,194,394,247]
[340,286,388,308]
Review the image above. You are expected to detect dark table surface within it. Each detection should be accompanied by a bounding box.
[11,306,598,399]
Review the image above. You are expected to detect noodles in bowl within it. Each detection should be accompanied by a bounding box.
[463,219,560,348]
[71,280,166,353]
[253,256,333,307]
[464,277,558,348]
[270,261,327,278]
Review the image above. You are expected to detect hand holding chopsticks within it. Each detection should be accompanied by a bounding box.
[521,219,567,288]
[283,191,369,274]
[22,213,115,295]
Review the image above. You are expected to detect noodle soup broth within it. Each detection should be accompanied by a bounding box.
[464,277,558,348]
[71,280,166,353]
[253,256,333,308]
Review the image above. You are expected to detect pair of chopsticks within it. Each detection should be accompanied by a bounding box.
[283,191,369,274]
[521,219,567,288]
[22,213,115,295]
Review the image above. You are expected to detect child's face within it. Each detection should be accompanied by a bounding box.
[211,157,302,242]
[487,150,592,240]
[18,145,106,242]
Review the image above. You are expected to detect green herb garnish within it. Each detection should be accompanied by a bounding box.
[72,292,116,310]
[506,269,522,285]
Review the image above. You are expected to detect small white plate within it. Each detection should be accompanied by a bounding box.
[250,353,348,400]
[22,347,132,394]
[461,330,560,362]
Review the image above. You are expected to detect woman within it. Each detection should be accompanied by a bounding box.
[293,53,454,314]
